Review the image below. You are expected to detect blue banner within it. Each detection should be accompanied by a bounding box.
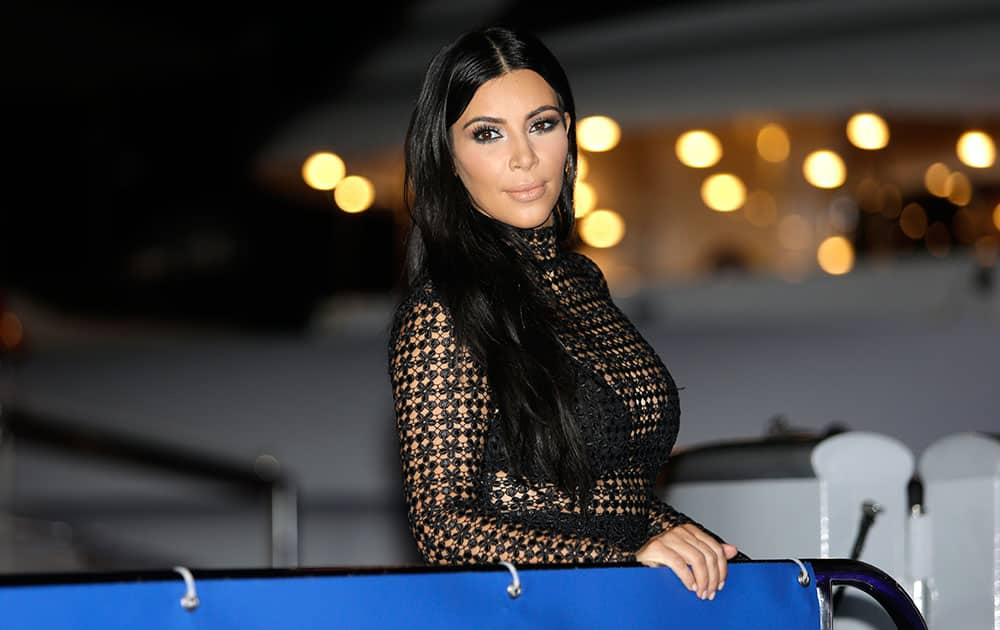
[0,561,820,629]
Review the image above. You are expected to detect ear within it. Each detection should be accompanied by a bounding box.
[563,112,572,135]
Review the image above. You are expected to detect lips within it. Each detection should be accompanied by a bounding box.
[505,182,546,202]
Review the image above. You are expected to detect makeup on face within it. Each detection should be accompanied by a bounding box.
[450,69,570,230]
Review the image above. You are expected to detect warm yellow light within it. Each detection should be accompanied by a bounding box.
[577,116,621,152]
[744,190,778,227]
[757,124,790,163]
[900,203,928,239]
[675,130,722,168]
[0,312,24,349]
[846,113,889,150]
[803,150,846,189]
[700,173,746,212]
[778,214,812,250]
[579,209,625,248]
[817,236,854,275]
[577,154,589,180]
[946,171,972,206]
[574,181,597,217]
[924,162,951,197]
[994,203,1000,231]
[302,152,346,191]
[333,175,375,213]
[956,131,996,168]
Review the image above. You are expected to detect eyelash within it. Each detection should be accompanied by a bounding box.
[470,116,561,143]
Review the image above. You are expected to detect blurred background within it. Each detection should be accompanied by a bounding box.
[2,0,998,575]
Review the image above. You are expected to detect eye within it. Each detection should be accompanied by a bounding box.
[471,125,502,143]
[530,116,561,134]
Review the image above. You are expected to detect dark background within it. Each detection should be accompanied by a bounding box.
[4,1,703,331]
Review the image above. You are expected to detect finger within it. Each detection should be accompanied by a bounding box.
[654,543,698,593]
[689,529,729,591]
[664,537,711,598]
[680,529,721,596]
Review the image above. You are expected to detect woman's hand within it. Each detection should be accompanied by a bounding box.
[635,524,739,600]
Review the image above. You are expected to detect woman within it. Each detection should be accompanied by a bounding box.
[387,25,740,601]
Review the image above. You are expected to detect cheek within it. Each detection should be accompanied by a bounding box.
[540,135,570,167]
[456,148,505,188]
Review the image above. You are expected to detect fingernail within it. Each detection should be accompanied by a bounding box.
[701,590,708,600]
[718,580,725,591]
[688,583,697,592]
[709,591,716,600]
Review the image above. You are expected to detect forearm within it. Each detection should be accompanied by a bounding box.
[646,495,694,539]
[646,494,751,560]
[409,504,634,565]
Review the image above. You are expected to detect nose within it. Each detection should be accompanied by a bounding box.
[508,132,539,171]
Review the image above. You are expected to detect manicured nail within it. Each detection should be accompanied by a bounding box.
[709,591,716,600]
[688,583,697,592]
[718,581,725,591]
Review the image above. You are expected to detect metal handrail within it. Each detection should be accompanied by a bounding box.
[810,558,928,630]
[0,402,298,568]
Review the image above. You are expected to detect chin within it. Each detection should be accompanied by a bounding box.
[496,204,555,229]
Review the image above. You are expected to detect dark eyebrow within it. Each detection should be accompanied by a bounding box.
[461,105,561,129]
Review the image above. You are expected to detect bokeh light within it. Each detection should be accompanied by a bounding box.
[900,203,928,239]
[579,209,625,248]
[577,154,589,180]
[302,152,346,191]
[701,174,746,212]
[675,130,722,168]
[924,162,951,197]
[756,123,790,163]
[803,150,846,189]
[817,236,854,275]
[846,113,889,150]
[946,171,972,206]
[577,116,621,152]
[333,175,375,213]
[956,131,996,168]
[994,203,1000,231]
[574,181,597,217]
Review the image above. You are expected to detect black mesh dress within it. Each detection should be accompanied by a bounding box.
[388,224,727,564]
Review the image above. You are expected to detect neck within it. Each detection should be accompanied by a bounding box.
[510,223,558,262]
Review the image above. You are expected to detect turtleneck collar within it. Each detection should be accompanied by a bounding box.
[510,224,559,262]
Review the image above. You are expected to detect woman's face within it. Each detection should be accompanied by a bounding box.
[450,69,571,229]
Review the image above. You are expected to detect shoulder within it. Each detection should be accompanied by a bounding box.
[389,279,454,344]
[563,251,610,292]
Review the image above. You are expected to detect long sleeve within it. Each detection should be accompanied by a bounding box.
[645,491,694,539]
[388,289,634,564]
[646,491,751,559]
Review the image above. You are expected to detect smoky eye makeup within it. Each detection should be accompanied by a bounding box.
[530,116,562,133]
[470,124,502,143]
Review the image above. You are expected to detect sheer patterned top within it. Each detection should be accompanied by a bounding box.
[388,224,702,564]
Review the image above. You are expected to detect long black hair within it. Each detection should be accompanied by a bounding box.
[400,25,590,498]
